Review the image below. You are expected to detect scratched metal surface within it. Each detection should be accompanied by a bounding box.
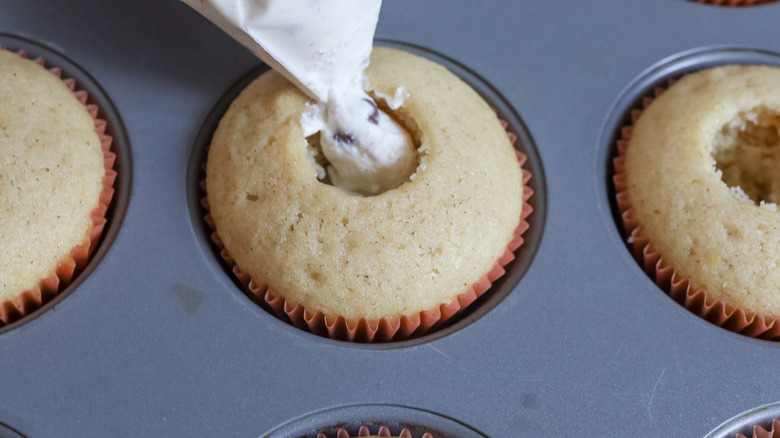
[1,0,780,437]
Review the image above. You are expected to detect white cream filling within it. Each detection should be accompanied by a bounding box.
[301,87,417,195]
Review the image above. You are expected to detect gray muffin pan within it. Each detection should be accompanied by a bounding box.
[2,0,780,436]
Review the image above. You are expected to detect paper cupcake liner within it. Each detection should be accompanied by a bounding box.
[736,418,780,438]
[203,123,533,342]
[316,425,433,438]
[0,49,117,327]
[612,79,780,340]
[692,0,776,6]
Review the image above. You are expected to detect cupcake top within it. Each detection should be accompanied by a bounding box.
[625,65,780,318]
[0,50,105,301]
[206,46,523,321]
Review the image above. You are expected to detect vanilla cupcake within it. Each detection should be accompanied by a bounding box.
[0,49,114,326]
[614,65,780,338]
[206,46,528,341]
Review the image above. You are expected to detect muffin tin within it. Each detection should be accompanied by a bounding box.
[2,0,780,436]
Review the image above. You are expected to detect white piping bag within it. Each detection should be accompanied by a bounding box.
[180,0,382,102]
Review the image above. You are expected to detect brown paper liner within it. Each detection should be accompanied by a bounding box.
[0,49,117,327]
[316,425,433,438]
[203,123,533,342]
[693,0,776,6]
[736,419,780,438]
[612,79,780,340]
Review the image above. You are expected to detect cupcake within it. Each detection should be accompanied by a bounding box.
[206,46,529,342]
[614,65,780,338]
[0,49,115,326]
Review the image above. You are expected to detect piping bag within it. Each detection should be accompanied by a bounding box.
[182,0,418,196]
[180,0,381,101]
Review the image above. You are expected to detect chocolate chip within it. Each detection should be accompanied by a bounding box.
[364,98,379,124]
[333,131,355,144]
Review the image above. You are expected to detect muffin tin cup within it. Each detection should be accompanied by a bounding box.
[612,79,780,341]
[262,404,486,438]
[706,402,780,437]
[189,39,544,345]
[0,48,117,328]
[201,138,533,343]
[317,425,432,438]
[737,420,780,438]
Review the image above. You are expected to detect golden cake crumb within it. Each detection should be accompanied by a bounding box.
[0,50,104,302]
[626,65,780,318]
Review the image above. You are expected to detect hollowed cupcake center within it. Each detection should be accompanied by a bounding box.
[305,96,421,196]
[712,106,780,206]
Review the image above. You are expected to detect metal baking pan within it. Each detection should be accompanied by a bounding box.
[1,0,780,436]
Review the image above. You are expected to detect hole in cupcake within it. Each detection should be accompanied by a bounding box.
[712,106,780,207]
[304,95,421,197]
